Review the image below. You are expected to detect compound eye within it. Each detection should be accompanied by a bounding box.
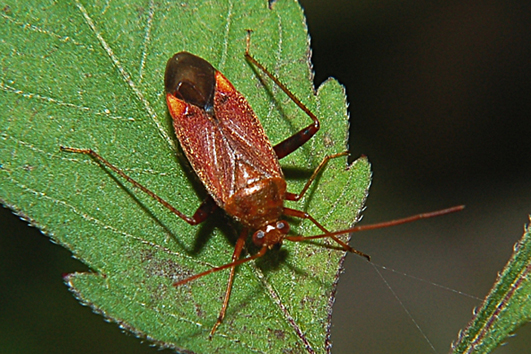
[252,229,266,247]
[276,220,290,234]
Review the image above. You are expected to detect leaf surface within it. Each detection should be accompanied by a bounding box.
[0,1,371,353]
[451,222,531,354]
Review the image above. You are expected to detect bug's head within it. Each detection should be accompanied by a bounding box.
[164,52,216,113]
[252,220,290,249]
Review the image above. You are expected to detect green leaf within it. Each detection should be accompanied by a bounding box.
[0,0,371,353]
[451,221,531,354]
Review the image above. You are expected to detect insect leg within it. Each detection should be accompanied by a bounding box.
[272,122,320,159]
[285,151,349,202]
[245,30,320,159]
[60,146,216,225]
[209,227,248,338]
[283,207,370,261]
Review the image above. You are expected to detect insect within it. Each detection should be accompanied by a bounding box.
[61,32,463,337]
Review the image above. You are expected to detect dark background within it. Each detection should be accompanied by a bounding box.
[2,0,531,353]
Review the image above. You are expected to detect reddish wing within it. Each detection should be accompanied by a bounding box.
[166,71,283,209]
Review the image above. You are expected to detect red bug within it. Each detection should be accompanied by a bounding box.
[61,33,463,337]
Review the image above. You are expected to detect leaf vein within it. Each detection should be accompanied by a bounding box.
[0,81,134,121]
[73,0,176,152]
[219,0,234,69]
[252,265,316,354]
[138,0,156,85]
[5,174,216,271]
[0,11,93,50]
